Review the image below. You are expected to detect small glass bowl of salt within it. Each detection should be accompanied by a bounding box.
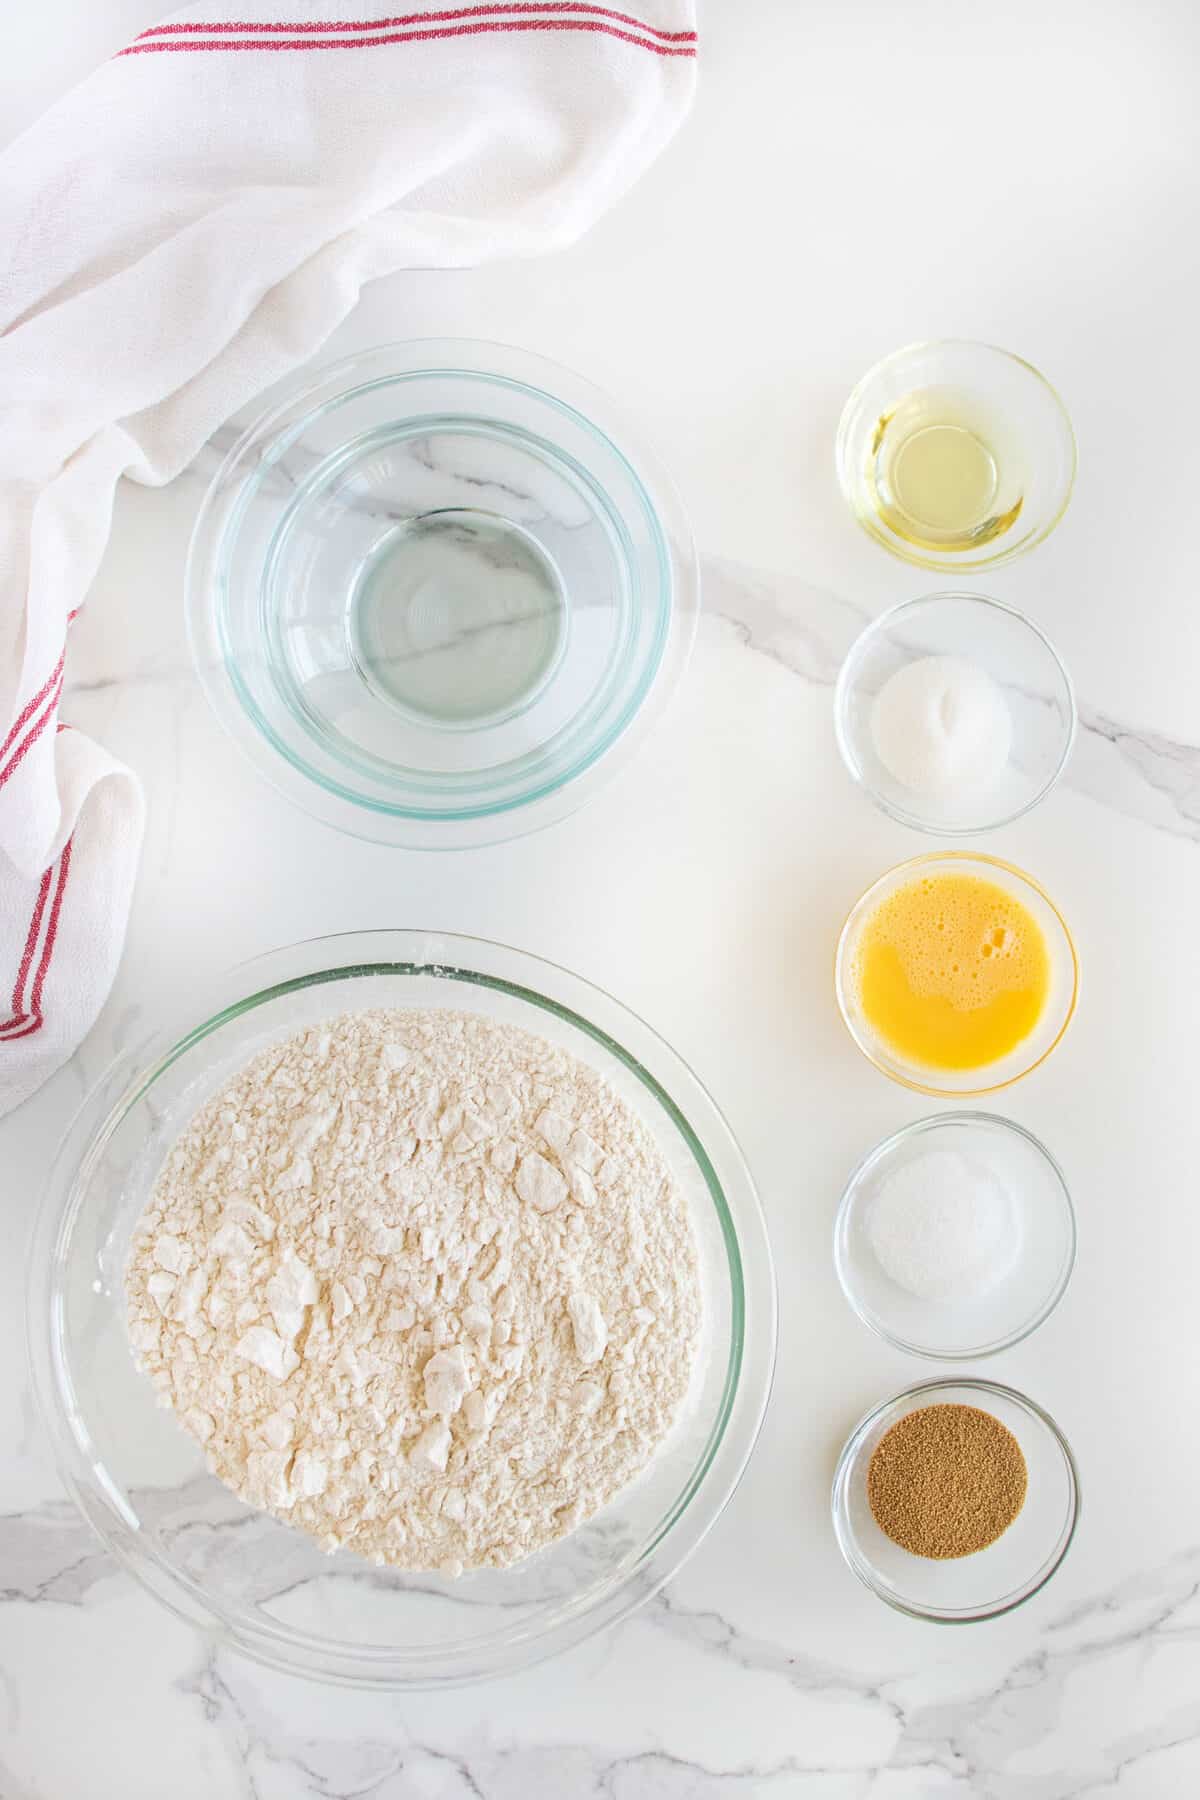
[834,592,1076,835]
[834,1112,1076,1360]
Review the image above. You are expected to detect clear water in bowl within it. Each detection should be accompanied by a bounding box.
[348,509,566,729]
[263,416,616,774]
[188,344,698,846]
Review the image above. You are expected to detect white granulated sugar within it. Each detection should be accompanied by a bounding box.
[866,1147,1019,1302]
[870,653,1012,799]
[125,1009,701,1574]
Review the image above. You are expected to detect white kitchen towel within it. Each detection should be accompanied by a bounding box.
[0,1,697,1118]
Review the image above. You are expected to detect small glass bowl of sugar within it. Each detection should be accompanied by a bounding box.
[834,592,1076,835]
[834,1112,1076,1360]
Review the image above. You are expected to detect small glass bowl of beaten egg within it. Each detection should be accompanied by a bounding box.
[835,852,1078,1097]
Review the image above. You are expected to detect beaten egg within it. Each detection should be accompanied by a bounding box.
[852,872,1050,1072]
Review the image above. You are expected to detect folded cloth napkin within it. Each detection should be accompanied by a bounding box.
[0,1,697,1118]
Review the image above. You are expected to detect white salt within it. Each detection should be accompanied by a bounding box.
[870,653,1011,799]
[866,1148,1018,1302]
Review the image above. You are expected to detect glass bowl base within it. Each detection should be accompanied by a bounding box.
[347,508,567,731]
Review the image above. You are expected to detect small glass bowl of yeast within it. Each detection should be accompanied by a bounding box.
[832,1378,1079,1622]
[834,853,1078,1098]
[836,341,1076,572]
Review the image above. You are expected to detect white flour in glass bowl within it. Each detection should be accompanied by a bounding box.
[125,1008,701,1577]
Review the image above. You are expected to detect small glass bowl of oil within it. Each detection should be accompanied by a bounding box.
[836,342,1076,572]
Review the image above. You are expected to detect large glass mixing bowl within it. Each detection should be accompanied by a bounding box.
[186,342,699,848]
[29,932,776,1688]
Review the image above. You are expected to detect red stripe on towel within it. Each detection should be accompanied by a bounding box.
[0,838,73,1044]
[119,17,696,55]
[0,609,78,767]
[0,672,64,788]
[136,6,696,44]
[0,650,64,763]
[0,865,54,1034]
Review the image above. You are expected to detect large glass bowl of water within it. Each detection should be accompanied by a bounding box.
[28,931,776,1688]
[186,342,699,847]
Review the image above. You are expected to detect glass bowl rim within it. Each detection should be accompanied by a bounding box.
[833,590,1079,836]
[834,850,1080,1099]
[834,337,1078,573]
[832,1109,1078,1360]
[27,928,777,1689]
[253,409,662,814]
[184,338,700,851]
[831,1374,1081,1622]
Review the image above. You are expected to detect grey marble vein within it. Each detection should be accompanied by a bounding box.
[64,662,194,696]
[174,1640,861,1800]
[191,414,587,533]
[3,1484,1199,1796]
[647,1585,906,1724]
[640,1559,1200,1797]
[0,1495,116,1608]
[60,541,1200,853]
[703,552,1200,847]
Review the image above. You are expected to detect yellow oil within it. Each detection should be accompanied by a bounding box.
[867,390,1023,552]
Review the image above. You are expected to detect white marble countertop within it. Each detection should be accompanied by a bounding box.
[6,3,1200,1794]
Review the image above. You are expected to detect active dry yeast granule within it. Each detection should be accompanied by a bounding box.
[866,1402,1027,1558]
[125,1008,701,1575]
